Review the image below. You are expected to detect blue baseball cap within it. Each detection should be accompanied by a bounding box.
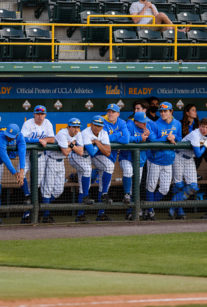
[159,102,173,111]
[4,123,20,139]
[91,115,104,127]
[68,118,81,127]
[106,104,120,113]
[134,112,148,123]
[34,105,47,114]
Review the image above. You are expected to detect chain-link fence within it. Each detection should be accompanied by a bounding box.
[1,142,207,225]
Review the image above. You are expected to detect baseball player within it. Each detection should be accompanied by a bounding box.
[99,104,129,219]
[119,112,156,219]
[0,124,26,222]
[21,105,55,206]
[170,118,207,219]
[41,117,91,222]
[146,102,182,220]
[81,115,112,221]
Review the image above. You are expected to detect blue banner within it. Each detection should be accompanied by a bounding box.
[1,80,207,99]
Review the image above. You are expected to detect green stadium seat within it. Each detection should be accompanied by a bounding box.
[100,0,127,13]
[77,0,100,15]
[177,11,203,24]
[2,27,25,38]
[0,9,23,29]
[201,11,207,23]
[113,28,142,61]
[32,37,59,61]
[187,29,207,60]
[0,37,6,61]
[5,37,32,61]
[138,28,168,60]
[48,0,79,37]
[105,10,132,29]
[26,27,51,38]
[17,0,48,18]
[80,10,109,59]
[162,29,192,61]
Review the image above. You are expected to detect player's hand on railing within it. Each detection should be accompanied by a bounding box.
[39,138,47,148]
[167,134,176,145]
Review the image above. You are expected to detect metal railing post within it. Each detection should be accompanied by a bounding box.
[132,149,140,221]
[30,149,39,224]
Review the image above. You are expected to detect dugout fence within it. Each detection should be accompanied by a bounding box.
[1,142,207,225]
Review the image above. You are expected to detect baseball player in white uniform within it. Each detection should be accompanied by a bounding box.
[170,118,207,219]
[21,105,55,205]
[41,117,92,222]
[81,115,112,221]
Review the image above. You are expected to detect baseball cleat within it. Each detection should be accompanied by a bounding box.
[75,214,87,222]
[21,210,32,224]
[96,213,111,221]
[101,193,113,205]
[83,196,95,205]
[168,207,175,219]
[123,194,131,204]
[42,216,55,223]
[23,196,31,205]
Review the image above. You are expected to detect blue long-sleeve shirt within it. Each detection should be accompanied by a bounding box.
[103,115,129,163]
[119,121,156,167]
[0,131,26,175]
[147,117,182,166]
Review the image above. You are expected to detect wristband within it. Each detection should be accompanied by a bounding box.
[69,143,75,149]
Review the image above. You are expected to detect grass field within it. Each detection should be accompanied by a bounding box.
[0,232,207,306]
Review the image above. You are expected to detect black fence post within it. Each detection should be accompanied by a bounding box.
[30,149,39,224]
[132,149,140,221]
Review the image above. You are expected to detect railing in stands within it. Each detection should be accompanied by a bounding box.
[0,18,206,62]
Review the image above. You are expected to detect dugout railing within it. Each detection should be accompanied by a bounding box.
[1,142,207,224]
[0,20,207,62]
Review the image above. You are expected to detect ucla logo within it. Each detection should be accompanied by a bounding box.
[161,130,168,137]
[106,85,120,95]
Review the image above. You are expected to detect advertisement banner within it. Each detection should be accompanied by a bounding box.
[0,80,207,99]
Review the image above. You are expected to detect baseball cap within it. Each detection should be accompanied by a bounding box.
[134,112,148,123]
[159,102,173,111]
[106,104,120,113]
[4,123,20,139]
[91,115,104,127]
[34,105,47,114]
[68,118,81,127]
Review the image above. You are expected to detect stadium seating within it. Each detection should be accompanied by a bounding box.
[77,0,100,15]
[0,9,23,29]
[100,0,127,13]
[187,29,207,60]
[113,28,142,61]
[1,27,31,60]
[138,28,168,60]
[162,29,192,60]
[80,10,109,59]
[177,11,203,24]
[17,0,48,18]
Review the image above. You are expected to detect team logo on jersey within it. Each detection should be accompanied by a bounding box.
[9,129,13,133]
[161,130,168,137]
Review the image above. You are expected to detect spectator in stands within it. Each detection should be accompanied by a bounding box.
[146,96,160,122]
[129,0,189,32]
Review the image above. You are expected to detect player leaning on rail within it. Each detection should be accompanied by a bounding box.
[170,118,207,219]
